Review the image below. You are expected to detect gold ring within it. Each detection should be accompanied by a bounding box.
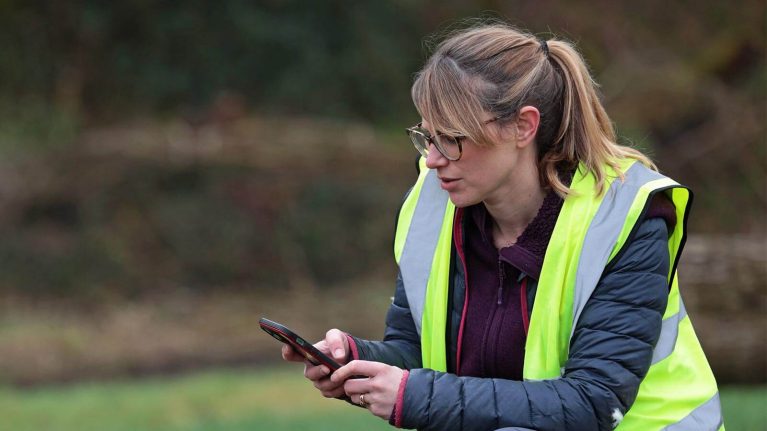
[359,393,367,407]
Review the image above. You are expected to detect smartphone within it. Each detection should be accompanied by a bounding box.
[259,317,342,372]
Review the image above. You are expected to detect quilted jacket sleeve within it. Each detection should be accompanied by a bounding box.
[398,217,671,431]
[348,270,423,370]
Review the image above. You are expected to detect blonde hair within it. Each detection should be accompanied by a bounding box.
[411,22,656,196]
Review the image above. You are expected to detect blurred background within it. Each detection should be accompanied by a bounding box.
[0,1,764,430]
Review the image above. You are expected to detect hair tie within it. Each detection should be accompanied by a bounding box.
[538,37,549,57]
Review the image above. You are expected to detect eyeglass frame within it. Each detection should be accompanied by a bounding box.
[405,114,511,161]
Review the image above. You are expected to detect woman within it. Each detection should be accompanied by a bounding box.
[283,23,723,431]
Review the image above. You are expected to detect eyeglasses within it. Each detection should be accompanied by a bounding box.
[405,116,508,161]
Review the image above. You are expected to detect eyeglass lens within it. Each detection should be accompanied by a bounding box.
[435,135,460,160]
[408,126,461,161]
[410,132,429,158]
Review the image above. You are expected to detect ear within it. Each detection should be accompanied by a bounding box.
[513,106,541,149]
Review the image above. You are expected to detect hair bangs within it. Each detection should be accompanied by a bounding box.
[411,55,495,146]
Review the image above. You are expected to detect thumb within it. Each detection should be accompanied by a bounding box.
[325,329,348,361]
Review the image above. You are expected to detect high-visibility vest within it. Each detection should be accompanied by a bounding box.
[394,157,724,430]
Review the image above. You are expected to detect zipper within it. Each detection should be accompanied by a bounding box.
[497,257,505,305]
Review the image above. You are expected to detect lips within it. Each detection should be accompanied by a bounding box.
[438,176,460,191]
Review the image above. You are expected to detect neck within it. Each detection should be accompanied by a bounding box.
[484,160,547,248]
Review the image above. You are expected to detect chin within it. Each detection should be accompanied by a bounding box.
[447,192,481,209]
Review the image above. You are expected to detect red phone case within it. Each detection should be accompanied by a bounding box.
[259,318,341,371]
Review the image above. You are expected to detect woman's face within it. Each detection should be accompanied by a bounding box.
[422,116,532,208]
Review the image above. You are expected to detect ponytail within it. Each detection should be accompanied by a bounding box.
[544,39,656,196]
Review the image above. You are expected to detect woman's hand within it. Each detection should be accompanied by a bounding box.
[331,360,404,420]
[281,328,350,398]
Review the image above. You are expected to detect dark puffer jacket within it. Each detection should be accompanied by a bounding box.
[349,214,671,431]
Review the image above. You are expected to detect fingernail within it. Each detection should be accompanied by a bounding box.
[334,349,344,358]
[320,366,330,375]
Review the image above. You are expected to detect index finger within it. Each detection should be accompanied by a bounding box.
[330,360,384,383]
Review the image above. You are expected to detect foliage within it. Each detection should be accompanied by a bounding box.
[0,1,763,226]
[0,0,423,123]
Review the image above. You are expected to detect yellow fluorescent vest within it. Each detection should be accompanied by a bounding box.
[394,157,724,430]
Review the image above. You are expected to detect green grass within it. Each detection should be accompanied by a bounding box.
[0,366,764,431]
[0,366,392,431]
[720,385,767,431]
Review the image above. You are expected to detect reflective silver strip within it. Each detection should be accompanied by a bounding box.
[652,299,688,365]
[399,169,450,336]
[662,392,723,431]
[570,163,665,335]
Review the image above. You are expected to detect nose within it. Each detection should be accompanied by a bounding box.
[424,143,449,169]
